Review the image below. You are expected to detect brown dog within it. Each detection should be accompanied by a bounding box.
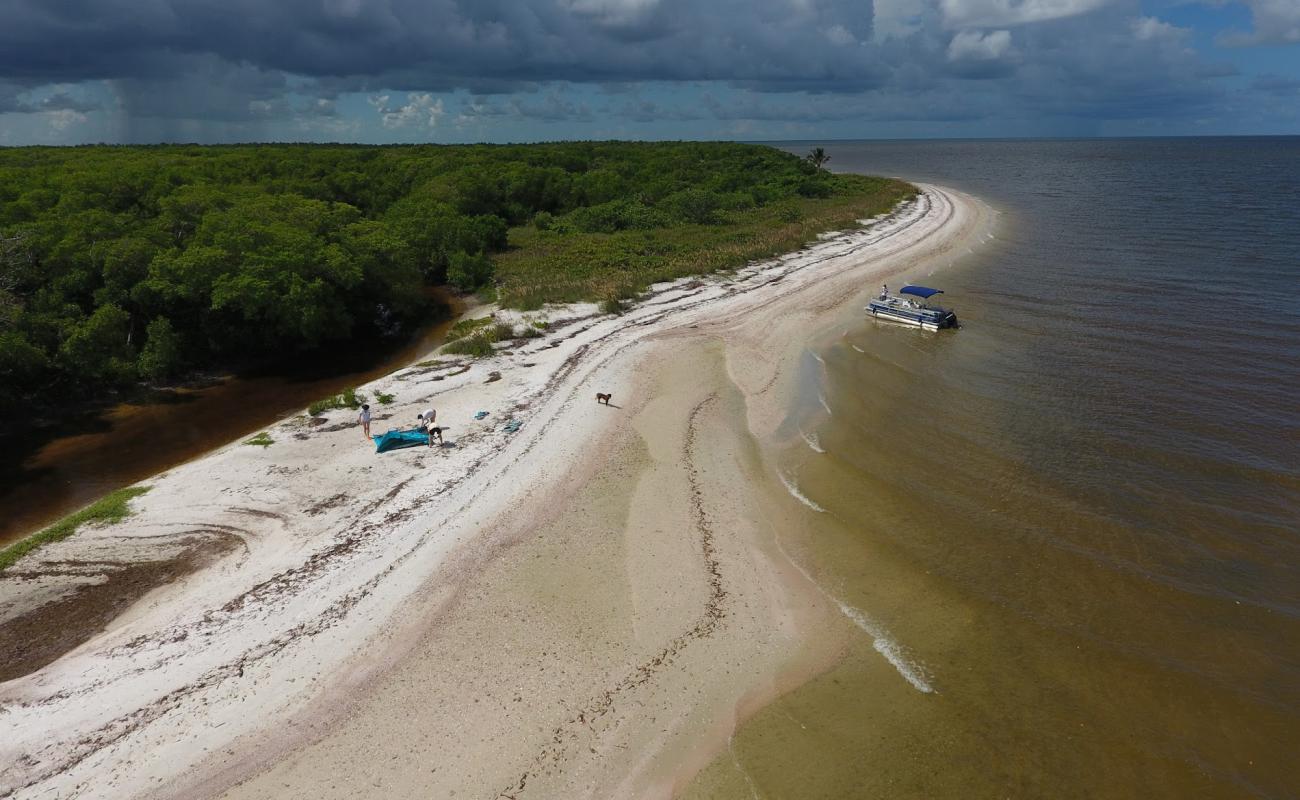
[596,392,612,405]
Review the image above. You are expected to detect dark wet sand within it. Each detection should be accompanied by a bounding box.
[0,533,240,682]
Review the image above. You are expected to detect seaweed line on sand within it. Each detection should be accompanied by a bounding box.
[3,190,949,797]
[497,394,728,800]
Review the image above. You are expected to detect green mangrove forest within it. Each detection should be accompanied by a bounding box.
[0,141,912,417]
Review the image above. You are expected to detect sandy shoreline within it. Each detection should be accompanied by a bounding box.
[0,184,992,799]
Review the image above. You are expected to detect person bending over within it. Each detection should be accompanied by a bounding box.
[418,408,442,447]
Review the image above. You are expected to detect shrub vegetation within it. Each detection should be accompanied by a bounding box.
[0,142,912,416]
[307,387,365,416]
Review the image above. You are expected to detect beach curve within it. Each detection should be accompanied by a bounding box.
[0,184,991,799]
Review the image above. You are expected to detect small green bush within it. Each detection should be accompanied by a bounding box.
[375,391,395,405]
[665,188,722,224]
[0,486,151,572]
[601,296,630,315]
[776,204,804,223]
[442,334,496,357]
[138,316,183,381]
[245,432,274,448]
[308,387,366,416]
[447,317,492,340]
[447,250,495,291]
[568,200,670,233]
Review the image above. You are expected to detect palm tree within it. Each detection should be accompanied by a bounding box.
[806,147,830,171]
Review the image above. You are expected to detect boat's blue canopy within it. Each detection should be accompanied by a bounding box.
[900,285,943,299]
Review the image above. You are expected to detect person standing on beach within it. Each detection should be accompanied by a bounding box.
[358,404,372,439]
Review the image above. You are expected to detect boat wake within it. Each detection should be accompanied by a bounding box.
[778,470,825,513]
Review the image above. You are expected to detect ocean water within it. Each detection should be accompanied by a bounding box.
[685,139,1300,798]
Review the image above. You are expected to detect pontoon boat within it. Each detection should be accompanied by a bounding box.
[867,285,958,330]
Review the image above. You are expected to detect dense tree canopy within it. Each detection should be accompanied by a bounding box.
[0,141,855,415]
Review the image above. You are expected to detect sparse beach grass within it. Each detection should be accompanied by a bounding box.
[442,320,539,357]
[0,487,152,572]
[308,388,366,416]
[495,175,914,309]
[244,432,275,448]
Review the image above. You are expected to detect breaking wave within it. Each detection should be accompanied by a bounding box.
[768,525,936,695]
[778,470,825,513]
[834,601,935,694]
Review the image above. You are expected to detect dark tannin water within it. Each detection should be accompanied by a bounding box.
[0,292,463,548]
[686,139,1300,798]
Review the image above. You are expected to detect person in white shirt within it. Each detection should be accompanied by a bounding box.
[358,404,372,439]
[418,408,441,446]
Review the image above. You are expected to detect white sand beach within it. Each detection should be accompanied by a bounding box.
[0,184,992,799]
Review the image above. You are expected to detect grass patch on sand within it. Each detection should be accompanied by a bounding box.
[374,391,395,405]
[443,332,498,358]
[244,432,274,448]
[442,320,534,358]
[494,174,914,309]
[446,317,493,340]
[307,387,366,416]
[0,486,152,572]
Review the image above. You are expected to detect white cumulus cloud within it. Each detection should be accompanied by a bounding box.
[1219,0,1300,45]
[940,0,1116,28]
[1132,16,1187,43]
[370,92,445,128]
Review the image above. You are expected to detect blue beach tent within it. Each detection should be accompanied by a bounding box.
[373,428,428,453]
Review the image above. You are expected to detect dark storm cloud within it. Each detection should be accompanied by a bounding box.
[0,0,1270,140]
[0,0,884,90]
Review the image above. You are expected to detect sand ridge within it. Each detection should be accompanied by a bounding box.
[0,184,991,799]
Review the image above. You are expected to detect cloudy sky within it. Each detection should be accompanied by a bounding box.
[1,0,1297,144]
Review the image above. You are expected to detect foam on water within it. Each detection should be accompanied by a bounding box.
[728,735,763,800]
[851,345,865,353]
[800,429,826,453]
[834,601,936,694]
[767,520,935,695]
[809,350,826,365]
[778,469,826,513]
[818,393,833,415]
